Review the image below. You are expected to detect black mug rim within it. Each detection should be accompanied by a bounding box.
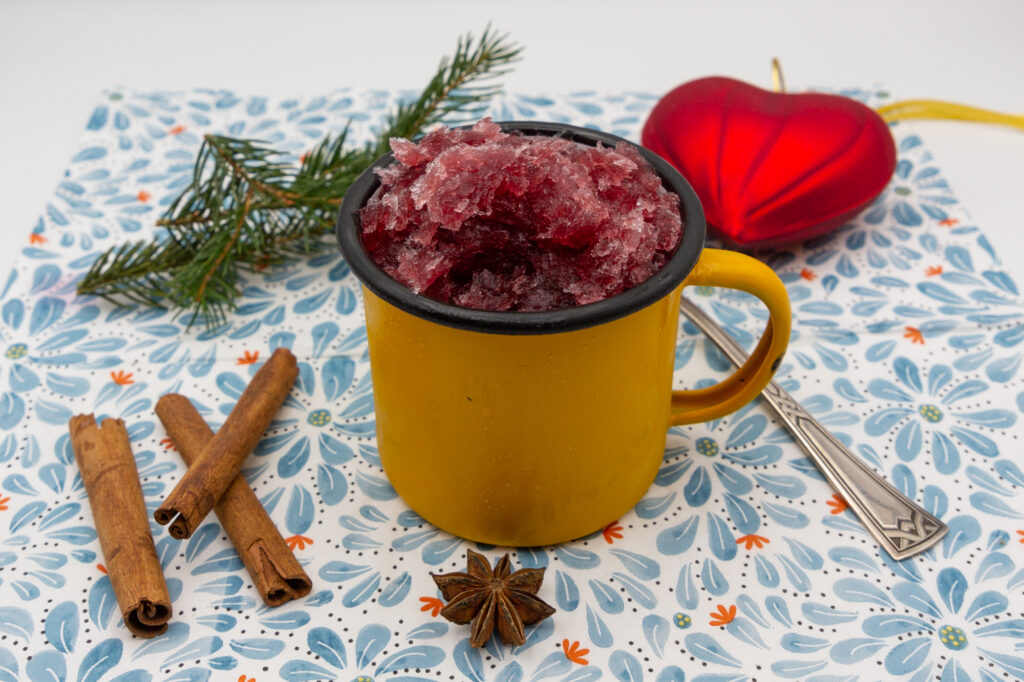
[335,121,707,335]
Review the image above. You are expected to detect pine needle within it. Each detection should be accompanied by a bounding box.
[77,27,521,328]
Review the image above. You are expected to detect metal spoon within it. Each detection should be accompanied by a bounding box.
[680,297,947,560]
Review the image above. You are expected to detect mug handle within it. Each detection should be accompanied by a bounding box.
[670,248,791,425]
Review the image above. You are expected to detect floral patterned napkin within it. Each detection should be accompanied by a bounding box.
[0,88,1021,682]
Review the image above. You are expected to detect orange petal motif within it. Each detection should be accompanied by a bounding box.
[939,218,960,227]
[925,265,943,277]
[110,370,134,385]
[736,534,770,550]
[602,520,623,544]
[562,639,590,665]
[827,494,848,514]
[800,268,817,281]
[97,563,107,574]
[709,604,737,627]
[285,535,313,551]
[1017,530,1024,544]
[169,125,186,134]
[136,190,151,203]
[237,350,260,365]
[903,326,925,345]
[160,437,177,451]
[0,495,9,511]
[420,596,444,617]
[29,233,46,244]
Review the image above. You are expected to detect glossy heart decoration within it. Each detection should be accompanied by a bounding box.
[641,77,897,249]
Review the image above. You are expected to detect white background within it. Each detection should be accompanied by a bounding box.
[2,0,1023,279]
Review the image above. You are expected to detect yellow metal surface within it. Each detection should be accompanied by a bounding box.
[669,248,792,425]
[362,247,790,546]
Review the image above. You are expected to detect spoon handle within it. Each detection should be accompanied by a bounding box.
[680,297,947,560]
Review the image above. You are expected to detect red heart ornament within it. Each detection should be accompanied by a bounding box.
[641,77,897,249]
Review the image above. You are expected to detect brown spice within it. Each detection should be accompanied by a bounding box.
[156,394,311,605]
[69,414,171,638]
[155,347,298,539]
[431,549,556,647]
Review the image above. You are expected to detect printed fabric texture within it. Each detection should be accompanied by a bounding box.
[0,88,1021,682]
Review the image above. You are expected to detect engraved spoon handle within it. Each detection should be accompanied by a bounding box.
[680,297,947,560]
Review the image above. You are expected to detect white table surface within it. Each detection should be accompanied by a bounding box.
[2,0,1023,280]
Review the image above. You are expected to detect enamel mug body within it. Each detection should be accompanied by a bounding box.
[337,122,791,546]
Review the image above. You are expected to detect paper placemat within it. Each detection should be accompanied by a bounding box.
[0,87,1021,682]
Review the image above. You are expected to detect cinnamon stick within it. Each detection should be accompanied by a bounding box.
[156,394,312,605]
[69,415,171,638]
[155,347,298,539]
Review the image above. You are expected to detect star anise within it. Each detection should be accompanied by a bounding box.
[431,549,556,648]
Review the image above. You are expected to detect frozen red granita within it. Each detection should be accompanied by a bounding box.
[359,119,683,312]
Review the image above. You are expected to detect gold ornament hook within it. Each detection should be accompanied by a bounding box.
[876,99,1024,131]
[771,58,786,93]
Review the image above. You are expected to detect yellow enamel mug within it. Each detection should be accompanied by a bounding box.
[336,122,790,547]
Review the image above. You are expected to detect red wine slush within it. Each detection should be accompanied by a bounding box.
[359,119,683,312]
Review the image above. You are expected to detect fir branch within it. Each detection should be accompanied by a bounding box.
[197,187,253,303]
[372,26,520,156]
[76,27,521,327]
[75,238,193,308]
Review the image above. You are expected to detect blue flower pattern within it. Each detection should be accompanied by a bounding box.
[863,135,957,227]
[0,87,1020,680]
[862,356,1016,474]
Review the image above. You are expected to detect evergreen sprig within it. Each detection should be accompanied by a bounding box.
[77,27,521,327]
